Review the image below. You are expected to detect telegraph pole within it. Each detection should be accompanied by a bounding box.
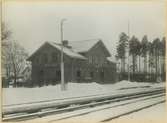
[60,19,67,91]
[127,20,130,81]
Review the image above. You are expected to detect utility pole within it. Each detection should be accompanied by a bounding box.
[60,19,67,91]
[127,20,130,81]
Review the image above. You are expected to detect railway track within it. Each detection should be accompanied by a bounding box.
[2,87,165,122]
[47,94,165,123]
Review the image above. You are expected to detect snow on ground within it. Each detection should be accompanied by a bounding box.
[2,80,165,106]
[51,96,165,123]
[107,102,166,123]
[26,92,165,123]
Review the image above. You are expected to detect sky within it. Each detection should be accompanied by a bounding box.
[3,1,166,58]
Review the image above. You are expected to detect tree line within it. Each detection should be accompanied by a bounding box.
[116,32,166,82]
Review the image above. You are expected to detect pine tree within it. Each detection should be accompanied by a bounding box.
[141,35,149,73]
[116,32,128,74]
[129,36,140,79]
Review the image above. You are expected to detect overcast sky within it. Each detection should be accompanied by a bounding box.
[3,1,166,58]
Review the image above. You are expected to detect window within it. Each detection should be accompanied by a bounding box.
[56,70,61,81]
[39,70,44,75]
[88,56,92,63]
[76,70,81,78]
[94,56,98,64]
[36,57,39,64]
[41,53,48,64]
[90,72,94,78]
[99,57,104,66]
[92,56,95,64]
[52,53,58,62]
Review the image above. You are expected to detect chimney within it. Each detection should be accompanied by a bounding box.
[62,40,68,47]
[62,40,72,49]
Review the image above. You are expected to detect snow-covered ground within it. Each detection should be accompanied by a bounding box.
[2,80,165,106]
[108,102,166,123]
[23,92,166,123]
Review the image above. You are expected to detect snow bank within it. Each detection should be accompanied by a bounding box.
[2,81,165,106]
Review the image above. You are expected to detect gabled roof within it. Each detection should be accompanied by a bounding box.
[27,42,86,61]
[27,39,111,61]
[68,39,100,53]
[48,42,86,59]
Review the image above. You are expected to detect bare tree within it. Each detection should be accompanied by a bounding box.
[4,41,28,87]
[2,22,29,87]
[1,23,12,87]
[1,23,12,65]
[1,23,11,43]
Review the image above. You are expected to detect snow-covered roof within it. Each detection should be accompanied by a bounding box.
[28,39,108,61]
[48,42,86,60]
[107,57,116,63]
[68,39,100,53]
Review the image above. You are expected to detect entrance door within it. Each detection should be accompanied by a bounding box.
[76,70,81,82]
[39,70,44,86]
[56,70,61,82]
[100,71,104,82]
